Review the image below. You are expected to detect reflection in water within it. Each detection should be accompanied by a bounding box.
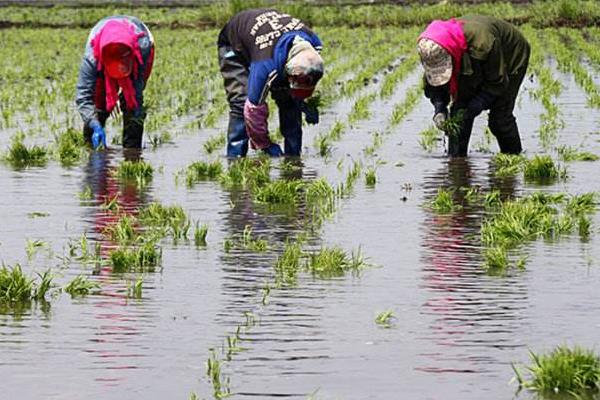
[418,158,528,374]
[81,148,153,385]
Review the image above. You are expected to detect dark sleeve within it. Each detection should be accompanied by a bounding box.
[424,78,450,113]
[75,56,99,127]
[481,38,509,96]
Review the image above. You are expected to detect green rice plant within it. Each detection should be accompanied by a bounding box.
[115,160,154,187]
[223,239,233,253]
[492,153,526,177]
[566,193,597,216]
[203,134,226,155]
[389,84,422,126]
[104,214,138,245]
[194,222,208,247]
[365,167,377,187]
[261,284,270,305]
[139,203,190,240]
[27,212,49,218]
[100,194,120,213]
[336,160,363,198]
[305,246,368,279]
[206,349,230,399]
[484,190,502,209]
[349,93,375,124]
[429,188,461,214]
[328,121,345,142]
[185,160,223,187]
[241,225,268,252]
[523,155,566,183]
[219,157,271,188]
[364,132,383,157]
[33,269,55,301]
[55,128,86,167]
[557,145,599,162]
[375,310,394,328]
[127,275,143,299]
[578,215,592,241]
[4,134,48,169]
[64,275,100,298]
[418,126,439,152]
[274,241,304,287]
[26,239,48,260]
[305,178,337,228]
[148,131,172,149]
[484,246,509,270]
[254,179,305,205]
[314,134,332,157]
[110,241,162,273]
[513,346,600,397]
[0,264,34,303]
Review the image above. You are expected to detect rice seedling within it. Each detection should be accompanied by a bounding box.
[578,215,592,241]
[55,128,86,167]
[139,202,190,240]
[206,350,230,399]
[429,188,461,214]
[306,246,368,279]
[566,193,597,216]
[100,194,120,213]
[27,212,49,218]
[375,310,395,328]
[418,126,439,152]
[492,153,526,177]
[523,155,566,183]
[219,157,271,188]
[274,241,304,286]
[115,160,154,187]
[389,84,422,126]
[484,190,502,209]
[203,134,226,154]
[557,145,599,162]
[223,239,233,253]
[349,93,375,124]
[0,264,34,303]
[26,239,48,260]
[64,275,100,298]
[484,246,509,270]
[363,132,383,157]
[110,240,162,273]
[513,346,600,397]
[127,275,143,299]
[314,134,332,157]
[194,221,208,247]
[104,214,138,245]
[243,311,256,329]
[241,225,268,252]
[254,179,305,205]
[184,160,223,187]
[148,131,172,149]
[365,167,377,187]
[4,134,48,169]
[261,284,270,305]
[33,269,55,301]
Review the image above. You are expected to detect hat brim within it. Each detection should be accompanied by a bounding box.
[290,87,315,99]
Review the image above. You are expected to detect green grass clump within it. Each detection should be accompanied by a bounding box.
[492,153,526,177]
[254,179,305,205]
[429,188,461,214]
[306,246,368,279]
[110,241,162,273]
[514,346,600,397]
[365,167,377,187]
[557,145,599,162]
[115,160,154,186]
[5,135,48,169]
[127,276,143,299]
[240,225,268,252]
[483,246,509,270]
[139,203,190,240]
[203,134,226,155]
[55,128,86,167]
[0,264,53,303]
[314,134,332,157]
[274,241,304,286]
[220,158,271,188]
[64,275,100,298]
[375,310,395,328]
[194,222,208,247]
[185,160,223,187]
[523,155,566,183]
[104,214,138,245]
[418,126,438,152]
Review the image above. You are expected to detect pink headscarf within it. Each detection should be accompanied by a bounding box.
[419,19,467,99]
[91,19,145,112]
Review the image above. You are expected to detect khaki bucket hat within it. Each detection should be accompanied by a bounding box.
[417,38,452,87]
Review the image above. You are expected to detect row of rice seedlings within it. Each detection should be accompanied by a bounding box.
[512,345,600,398]
[389,83,423,126]
[348,93,376,124]
[418,125,440,152]
[203,134,226,155]
[557,145,599,161]
[522,26,564,148]
[379,53,420,98]
[314,120,345,157]
[363,131,384,157]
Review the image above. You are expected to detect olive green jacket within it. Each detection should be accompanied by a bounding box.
[425,15,530,106]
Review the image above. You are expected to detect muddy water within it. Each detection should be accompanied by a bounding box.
[2,64,600,400]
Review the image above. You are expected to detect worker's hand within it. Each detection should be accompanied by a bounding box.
[433,111,447,131]
[262,143,283,157]
[299,101,319,125]
[89,120,106,150]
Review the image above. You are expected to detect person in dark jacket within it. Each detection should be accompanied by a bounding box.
[218,9,324,157]
[75,16,155,149]
[417,15,530,157]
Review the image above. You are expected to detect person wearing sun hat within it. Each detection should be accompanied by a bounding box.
[217,9,324,157]
[417,15,530,157]
[76,16,155,150]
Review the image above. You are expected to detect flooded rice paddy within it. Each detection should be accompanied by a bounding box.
[1,26,600,400]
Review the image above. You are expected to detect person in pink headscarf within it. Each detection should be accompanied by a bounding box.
[76,16,155,149]
[417,16,530,157]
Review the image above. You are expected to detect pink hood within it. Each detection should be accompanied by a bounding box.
[91,19,145,112]
[419,19,467,99]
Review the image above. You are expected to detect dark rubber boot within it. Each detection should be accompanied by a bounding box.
[227,116,249,157]
[489,114,522,155]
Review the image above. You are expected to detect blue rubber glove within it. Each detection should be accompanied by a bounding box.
[466,91,496,119]
[89,119,107,150]
[262,143,283,157]
[298,101,319,125]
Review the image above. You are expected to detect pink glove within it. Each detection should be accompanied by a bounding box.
[244,99,272,150]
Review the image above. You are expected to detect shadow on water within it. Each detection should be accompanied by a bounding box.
[418,158,528,374]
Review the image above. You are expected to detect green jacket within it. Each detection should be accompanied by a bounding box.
[425,15,530,105]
